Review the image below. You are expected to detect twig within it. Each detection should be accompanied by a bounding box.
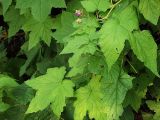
[99,0,122,21]
[126,58,138,74]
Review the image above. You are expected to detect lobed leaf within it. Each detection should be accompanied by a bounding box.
[25,67,75,117]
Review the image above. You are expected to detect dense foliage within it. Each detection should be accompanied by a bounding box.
[0,0,160,119]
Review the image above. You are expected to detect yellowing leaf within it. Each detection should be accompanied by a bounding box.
[102,64,134,120]
[25,67,74,117]
[74,75,107,120]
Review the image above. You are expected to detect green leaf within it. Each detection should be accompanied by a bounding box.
[0,74,18,89]
[0,74,18,112]
[51,0,66,8]
[36,55,68,74]
[81,0,111,12]
[20,46,40,76]
[22,17,54,50]
[147,101,160,120]
[129,30,159,76]
[139,0,160,25]
[11,84,34,105]
[4,6,27,37]
[25,67,74,117]
[25,108,56,120]
[53,12,76,43]
[74,75,107,120]
[73,17,99,34]
[99,18,129,71]
[120,107,134,120]
[99,5,138,70]
[67,53,89,77]
[102,64,134,120]
[142,112,154,120]
[61,35,91,54]
[0,6,2,15]
[87,54,107,74]
[0,102,10,112]
[67,0,83,13]
[15,0,32,14]
[124,74,154,111]
[61,17,99,77]
[16,0,66,21]
[1,0,12,14]
[66,39,97,77]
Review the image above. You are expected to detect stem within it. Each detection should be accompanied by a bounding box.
[100,0,122,20]
[111,0,113,5]
[126,58,138,74]
[71,73,90,80]
[96,11,99,19]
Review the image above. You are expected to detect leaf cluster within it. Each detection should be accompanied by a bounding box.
[0,0,160,120]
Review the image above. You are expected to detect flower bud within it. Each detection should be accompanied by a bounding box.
[76,18,82,24]
[75,10,82,17]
